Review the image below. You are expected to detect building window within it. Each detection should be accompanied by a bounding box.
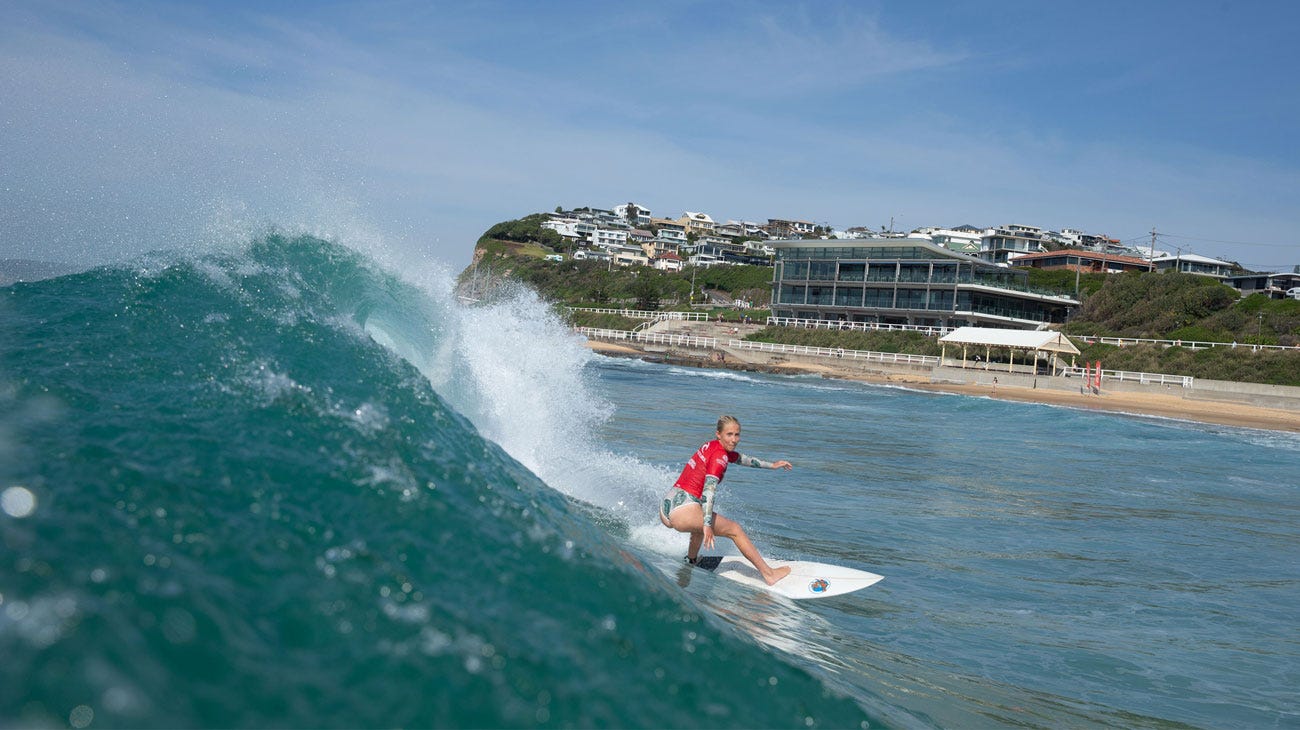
[835,286,863,306]
[838,263,865,282]
[809,261,837,280]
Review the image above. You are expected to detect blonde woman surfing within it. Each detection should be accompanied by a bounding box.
[659,415,793,585]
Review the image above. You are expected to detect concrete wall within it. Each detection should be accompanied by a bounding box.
[1185,379,1300,410]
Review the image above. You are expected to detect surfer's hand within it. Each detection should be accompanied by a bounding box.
[772,460,792,470]
[703,525,715,549]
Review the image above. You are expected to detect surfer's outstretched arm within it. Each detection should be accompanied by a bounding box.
[737,453,792,470]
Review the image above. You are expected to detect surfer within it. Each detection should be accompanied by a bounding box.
[659,415,793,585]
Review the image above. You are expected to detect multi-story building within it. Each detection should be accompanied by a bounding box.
[614,202,652,225]
[915,226,984,255]
[678,211,717,237]
[653,252,685,272]
[769,238,1077,329]
[651,218,688,243]
[593,228,629,249]
[574,221,598,244]
[980,225,1046,264]
[699,234,733,249]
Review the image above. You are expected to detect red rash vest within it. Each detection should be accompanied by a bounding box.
[673,439,739,498]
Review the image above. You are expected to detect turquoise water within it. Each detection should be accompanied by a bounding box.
[2,235,1297,728]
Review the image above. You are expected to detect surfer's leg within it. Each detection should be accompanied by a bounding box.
[685,531,704,563]
[711,514,791,585]
[665,501,707,562]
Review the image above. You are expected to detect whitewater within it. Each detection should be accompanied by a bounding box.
[2,235,1297,728]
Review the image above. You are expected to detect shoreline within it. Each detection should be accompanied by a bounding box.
[583,340,1300,434]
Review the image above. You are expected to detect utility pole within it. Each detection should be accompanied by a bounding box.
[1149,227,1157,269]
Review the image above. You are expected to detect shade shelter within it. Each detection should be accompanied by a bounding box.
[938,327,1081,375]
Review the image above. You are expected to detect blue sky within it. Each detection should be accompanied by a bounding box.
[2,0,1297,272]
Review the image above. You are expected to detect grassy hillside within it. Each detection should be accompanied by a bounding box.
[464,252,775,309]
[1063,271,1300,346]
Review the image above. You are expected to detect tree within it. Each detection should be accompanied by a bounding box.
[632,277,662,310]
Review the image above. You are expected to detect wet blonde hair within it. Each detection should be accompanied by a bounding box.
[716,415,740,433]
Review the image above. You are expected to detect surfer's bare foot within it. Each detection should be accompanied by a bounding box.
[763,565,791,585]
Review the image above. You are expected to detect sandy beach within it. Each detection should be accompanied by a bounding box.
[583,339,1300,433]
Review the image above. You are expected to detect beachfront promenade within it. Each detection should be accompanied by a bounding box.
[574,316,1300,432]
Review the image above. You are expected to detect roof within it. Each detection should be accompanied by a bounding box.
[1012,249,1151,266]
[939,327,1081,356]
[1151,253,1233,266]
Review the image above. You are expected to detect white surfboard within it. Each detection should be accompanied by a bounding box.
[693,556,883,600]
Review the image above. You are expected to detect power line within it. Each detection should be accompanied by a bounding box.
[1156,232,1295,248]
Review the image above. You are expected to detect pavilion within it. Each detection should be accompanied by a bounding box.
[938,327,1081,375]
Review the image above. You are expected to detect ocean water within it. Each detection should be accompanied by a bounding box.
[2,235,1297,728]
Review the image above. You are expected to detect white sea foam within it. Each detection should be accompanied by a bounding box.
[360,273,665,520]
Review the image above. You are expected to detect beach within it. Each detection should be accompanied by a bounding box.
[582,336,1300,433]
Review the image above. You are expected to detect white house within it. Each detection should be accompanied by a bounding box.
[574,221,597,244]
[614,202,652,225]
[542,216,581,240]
[573,249,611,263]
[689,251,726,267]
[1152,253,1237,279]
[915,226,983,254]
[981,226,1047,264]
[593,228,628,249]
[653,252,685,272]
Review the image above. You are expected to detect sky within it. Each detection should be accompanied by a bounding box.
[2,0,1297,273]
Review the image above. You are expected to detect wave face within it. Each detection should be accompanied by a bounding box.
[0,235,878,728]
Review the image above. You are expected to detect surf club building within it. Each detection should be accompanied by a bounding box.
[769,238,1078,330]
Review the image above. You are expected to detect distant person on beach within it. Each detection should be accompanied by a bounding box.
[659,415,793,585]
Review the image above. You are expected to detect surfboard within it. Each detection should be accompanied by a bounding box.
[693,556,883,600]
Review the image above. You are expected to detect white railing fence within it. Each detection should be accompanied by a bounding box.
[728,340,940,366]
[1073,335,1297,353]
[568,307,710,321]
[766,316,951,337]
[1060,366,1194,388]
[575,327,718,349]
